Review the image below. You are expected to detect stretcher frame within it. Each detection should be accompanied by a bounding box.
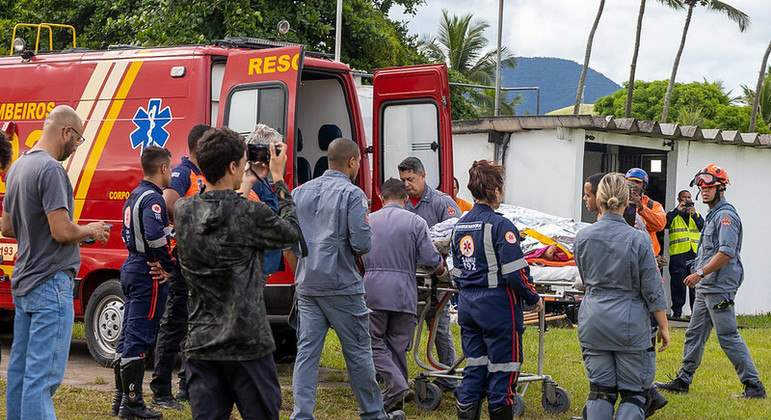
[410,271,572,415]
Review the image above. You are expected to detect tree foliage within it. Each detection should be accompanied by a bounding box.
[594,80,770,133]
[0,0,425,71]
[418,10,517,118]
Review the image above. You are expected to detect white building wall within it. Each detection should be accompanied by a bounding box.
[503,128,586,220]
[674,141,771,314]
[452,133,495,202]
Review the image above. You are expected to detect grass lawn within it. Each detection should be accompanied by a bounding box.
[3,319,771,419]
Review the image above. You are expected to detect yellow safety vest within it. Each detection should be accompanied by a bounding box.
[669,214,700,256]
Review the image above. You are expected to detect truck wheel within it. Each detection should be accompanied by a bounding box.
[85,279,125,367]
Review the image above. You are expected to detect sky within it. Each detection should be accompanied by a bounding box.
[390,0,771,96]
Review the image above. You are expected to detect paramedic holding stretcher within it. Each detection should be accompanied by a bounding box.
[450,160,543,420]
[574,173,670,420]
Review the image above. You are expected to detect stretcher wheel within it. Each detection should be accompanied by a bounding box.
[541,385,571,414]
[512,394,525,417]
[415,382,442,411]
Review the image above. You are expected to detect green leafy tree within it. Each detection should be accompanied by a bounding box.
[661,0,750,122]
[0,0,425,72]
[594,80,770,133]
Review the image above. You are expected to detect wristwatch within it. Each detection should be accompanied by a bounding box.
[696,268,705,278]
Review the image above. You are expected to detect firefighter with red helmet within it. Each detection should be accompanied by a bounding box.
[657,164,766,399]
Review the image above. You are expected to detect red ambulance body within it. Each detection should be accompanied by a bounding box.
[0,37,455,365]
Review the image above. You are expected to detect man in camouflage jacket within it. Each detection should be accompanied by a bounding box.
[174,128,300,420]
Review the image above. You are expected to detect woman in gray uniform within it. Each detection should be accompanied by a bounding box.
[575,173,671,420]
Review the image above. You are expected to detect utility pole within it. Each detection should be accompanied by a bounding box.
[494,0,504,116]
[335,0,343,62]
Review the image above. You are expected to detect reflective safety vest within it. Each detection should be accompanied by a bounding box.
[669,214,700,256]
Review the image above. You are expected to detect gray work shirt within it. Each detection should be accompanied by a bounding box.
[363,204,442,314]
[574,212,667,351]
[405,185,460,228]
[292,170,371,296]
[695,199,743,294]
[3,150,80,297]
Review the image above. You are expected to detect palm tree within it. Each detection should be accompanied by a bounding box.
[750,42,771,131]
[624,0,684,117]
[420,10,517,115]
[661,0,750,122]
[574,0,606,115]
[419,10,514,84]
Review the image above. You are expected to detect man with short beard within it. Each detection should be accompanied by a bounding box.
[2,105,110,419]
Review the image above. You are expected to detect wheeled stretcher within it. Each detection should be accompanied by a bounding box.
[410,270,572,416]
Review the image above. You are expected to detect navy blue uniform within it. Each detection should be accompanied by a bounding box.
[250,178,283,275]
[117,180,174,359]
[450,204,540,408]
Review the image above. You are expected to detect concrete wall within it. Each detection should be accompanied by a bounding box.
[503,128,586,220]
[674,141,771,314]
[452,132,495,203]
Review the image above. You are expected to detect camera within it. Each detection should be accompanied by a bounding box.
[247,143,282,164]
[684,201,694,208]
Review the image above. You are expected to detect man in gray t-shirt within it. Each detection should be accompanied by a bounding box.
[1,105,109,419]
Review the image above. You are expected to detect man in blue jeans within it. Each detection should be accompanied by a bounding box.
[1,105,110,420]
[291,138,404,420]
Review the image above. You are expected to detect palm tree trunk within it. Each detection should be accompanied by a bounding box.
[661,3,694,123]
[625,0,647,117]
[749,41,771,131]
[574,0,606,115]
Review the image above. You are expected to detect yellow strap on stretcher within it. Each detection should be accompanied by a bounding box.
[521,228,574,260]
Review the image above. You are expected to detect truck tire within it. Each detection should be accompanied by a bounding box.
[85,279,125,367]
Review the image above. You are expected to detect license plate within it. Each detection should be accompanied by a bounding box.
[1,243,17,262]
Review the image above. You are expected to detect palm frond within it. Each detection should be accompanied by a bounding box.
[656,0,685,9]
[705,0,750,31]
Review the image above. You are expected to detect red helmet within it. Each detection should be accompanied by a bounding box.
[690,163,730,188]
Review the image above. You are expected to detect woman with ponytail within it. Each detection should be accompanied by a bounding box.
[450,160,543,420]
[574,173,670,420]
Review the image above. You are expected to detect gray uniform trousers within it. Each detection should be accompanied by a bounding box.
[677,290,761,386]
[582,348,651,420]
[370,310,417,402]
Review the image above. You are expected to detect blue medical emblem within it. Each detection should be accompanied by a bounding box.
[130,98,172,151]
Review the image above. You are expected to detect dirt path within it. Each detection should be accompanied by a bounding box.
[0,335,350,393]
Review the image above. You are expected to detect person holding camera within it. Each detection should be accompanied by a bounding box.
[239,123,287,276]
[173,128,300,419]
[666,190,704,320]
[625,169,666,256]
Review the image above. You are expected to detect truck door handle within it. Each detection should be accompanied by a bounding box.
[430,142,439,152]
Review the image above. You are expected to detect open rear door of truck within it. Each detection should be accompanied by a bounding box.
[371,64,454,209]
[217,45,304,188]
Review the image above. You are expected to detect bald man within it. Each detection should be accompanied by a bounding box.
[2,105,110,420]
[291,138,404,420]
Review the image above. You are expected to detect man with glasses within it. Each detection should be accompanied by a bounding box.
[1,105,110,419]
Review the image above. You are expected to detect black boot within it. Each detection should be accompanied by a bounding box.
[645,387,668,418]
[489,404,513,420]
[743,381,767,399]
[457,401,482,420]
[655,377,689,394]
[111,359,123,416]
[118,359,163,419]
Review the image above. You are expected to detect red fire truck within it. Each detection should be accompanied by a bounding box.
[0,28,455,366]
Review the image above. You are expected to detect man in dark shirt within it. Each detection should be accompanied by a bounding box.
[174,128,300,420]
[666,190,704,319]
[151,123,209,408]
